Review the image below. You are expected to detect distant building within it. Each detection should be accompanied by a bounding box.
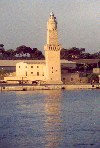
[93,68,100,74]
[99,75,100,83]
[73,59,100,65]
[0,59,76,72]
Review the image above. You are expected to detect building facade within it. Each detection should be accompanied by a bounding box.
[16,62,46,82]
[93,68,100,74]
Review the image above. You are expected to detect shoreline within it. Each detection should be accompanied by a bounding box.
[0,84,100,91]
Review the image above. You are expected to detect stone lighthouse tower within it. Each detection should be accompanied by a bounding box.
[44,12,62,84]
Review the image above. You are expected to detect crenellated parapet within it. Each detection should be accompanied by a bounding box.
[44,44,61,51]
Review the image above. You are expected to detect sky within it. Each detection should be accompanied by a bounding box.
[0,0,100,53]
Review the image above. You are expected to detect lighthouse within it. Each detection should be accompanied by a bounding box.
[44,12,62,84]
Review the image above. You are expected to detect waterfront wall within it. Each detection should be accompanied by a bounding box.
[0,84,99,91]
[64,84,99,90]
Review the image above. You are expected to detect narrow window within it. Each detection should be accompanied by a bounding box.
[31,72,33,74]
[37,72,39,76]
[71,78,73,81]
[31,66,33,68]
[26,66,27,68]
[52,67,53,69]
[37,66,39,68]
[19,66,20,68]
[26,72,27,76]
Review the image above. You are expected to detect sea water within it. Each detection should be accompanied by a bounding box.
[0,90,100,148]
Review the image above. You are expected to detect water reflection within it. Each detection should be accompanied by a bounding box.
[44,90,62,148]
[14,90,63,147]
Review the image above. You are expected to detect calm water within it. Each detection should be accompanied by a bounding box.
[0,90,100,148]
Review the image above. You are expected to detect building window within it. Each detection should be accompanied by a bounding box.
[52,67,53,69]
[31,72,33,74]
[37,72,39,76]
[26,72,27,76]
[71,78,73,81]
[42,73,44,76]
[51,78,52,80]
[37,66,39,68]
[19,66,20,68]
[31,66,33,68]
[26,66,27,68]
[52,71,53,73]
[63,78,66,84]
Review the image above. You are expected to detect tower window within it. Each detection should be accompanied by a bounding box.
[52,67,53,69]
[31,66,33,68]
[31,72,33,74]
[52,71,53,73]
[26,66,27,68]
[71,78,73,81]
[37,72,39,76]
[19,66,20,68]
[26,72,27,76]
[37,66,39,68]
